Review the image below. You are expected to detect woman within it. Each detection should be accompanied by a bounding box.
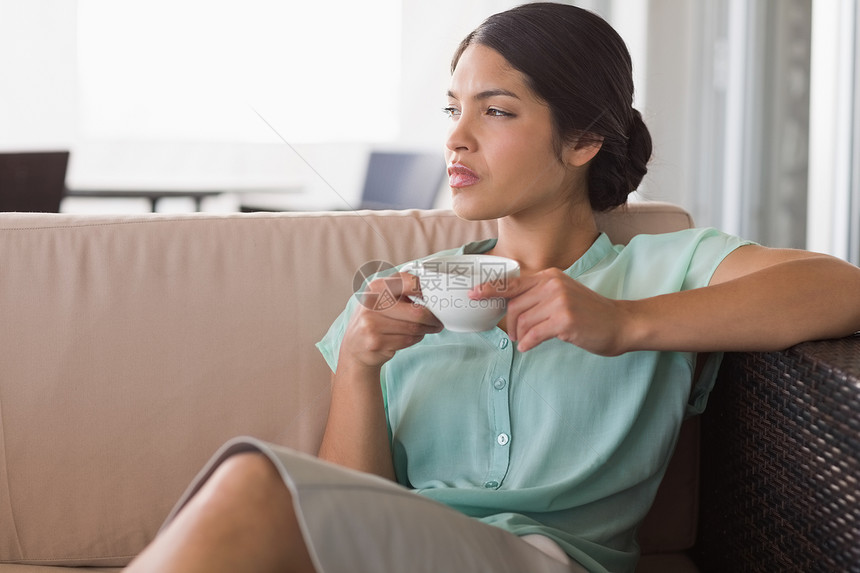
[125,4,860,572]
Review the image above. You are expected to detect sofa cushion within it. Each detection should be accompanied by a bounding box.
[0,205,695,567]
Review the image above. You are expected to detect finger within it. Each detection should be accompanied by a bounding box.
[352,304,442,342]
[375,331,431,349]
[394,271,424,297]
[501,279,553,341]
[400,311,443,335]
[356,329,431,362]
[374,297,443,329]
[405,304,444,330]
[362,273,426,315]
[388,272,443,328]
[469,275,531,300]
[510,300,557,349]
[505,270,577,342]
[367,272,421,299]
[515,316,557,352]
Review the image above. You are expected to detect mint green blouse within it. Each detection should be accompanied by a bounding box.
[317,228,753,572]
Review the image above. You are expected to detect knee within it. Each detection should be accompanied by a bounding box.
[219,451,279,480]
[206,451,288,506]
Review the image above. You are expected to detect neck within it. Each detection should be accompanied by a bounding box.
[489,203,600,274]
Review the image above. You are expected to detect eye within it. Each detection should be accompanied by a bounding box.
[442,106,461,119]
[486,107,513,117]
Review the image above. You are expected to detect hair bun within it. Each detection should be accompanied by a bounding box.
[624,108,652,194]
[587,107,652,211]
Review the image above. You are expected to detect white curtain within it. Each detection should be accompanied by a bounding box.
[808,0,860,264]
[656,0,813,250]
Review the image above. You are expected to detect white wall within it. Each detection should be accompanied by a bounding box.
[0,0,78,150]
[637,0,697,212]
[397,0,523,149]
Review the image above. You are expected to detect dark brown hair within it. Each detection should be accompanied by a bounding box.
[452,2,652,211]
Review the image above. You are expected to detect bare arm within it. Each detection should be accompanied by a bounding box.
[473,246,860,355]
[318,364,396,480]
[622,246,860,353]
[317,273,442,479]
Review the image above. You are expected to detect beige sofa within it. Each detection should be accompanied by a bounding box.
[3,204,850,572]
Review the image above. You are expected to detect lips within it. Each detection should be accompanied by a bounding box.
[447,163,480,188]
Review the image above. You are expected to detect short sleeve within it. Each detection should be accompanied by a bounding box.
[681,228,757,290]
[681,229,757,417]
[315,298,355,373]
[686,352,724,417]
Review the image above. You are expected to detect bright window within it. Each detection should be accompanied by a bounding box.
[77,0,402,143]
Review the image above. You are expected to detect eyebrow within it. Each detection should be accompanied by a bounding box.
[446,88,521,101]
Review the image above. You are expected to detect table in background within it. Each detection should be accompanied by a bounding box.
[65,185,302,212]
[65,188,225,212]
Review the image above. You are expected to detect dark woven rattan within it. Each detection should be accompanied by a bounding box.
[697,335,860,572]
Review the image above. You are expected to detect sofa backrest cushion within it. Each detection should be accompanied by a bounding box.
[0,204,694,566]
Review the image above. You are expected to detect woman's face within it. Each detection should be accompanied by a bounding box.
[444,44,585,221]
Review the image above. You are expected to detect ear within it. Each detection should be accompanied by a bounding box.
[563,134,603,167]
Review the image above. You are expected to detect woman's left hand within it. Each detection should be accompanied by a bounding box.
[470,269,632,355]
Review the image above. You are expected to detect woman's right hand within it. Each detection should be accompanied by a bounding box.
[321,272,438,477]
[339,272,443,369]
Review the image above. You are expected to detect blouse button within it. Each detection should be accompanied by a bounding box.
[499,338,509,350]
[493,377,507,390]
[497,433,510,446]
[484,480,499,489]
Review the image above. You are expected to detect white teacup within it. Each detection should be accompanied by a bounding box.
[403,254,520,332]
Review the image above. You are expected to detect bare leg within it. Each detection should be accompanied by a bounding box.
[124,452,316,573]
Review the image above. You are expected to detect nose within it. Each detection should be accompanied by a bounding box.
[445,113,476,153]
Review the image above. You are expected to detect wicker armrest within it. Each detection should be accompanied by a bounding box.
[696,335,860,572]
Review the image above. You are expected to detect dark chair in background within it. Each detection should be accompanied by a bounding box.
[241,150,446,212]
[0,151,70,213]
